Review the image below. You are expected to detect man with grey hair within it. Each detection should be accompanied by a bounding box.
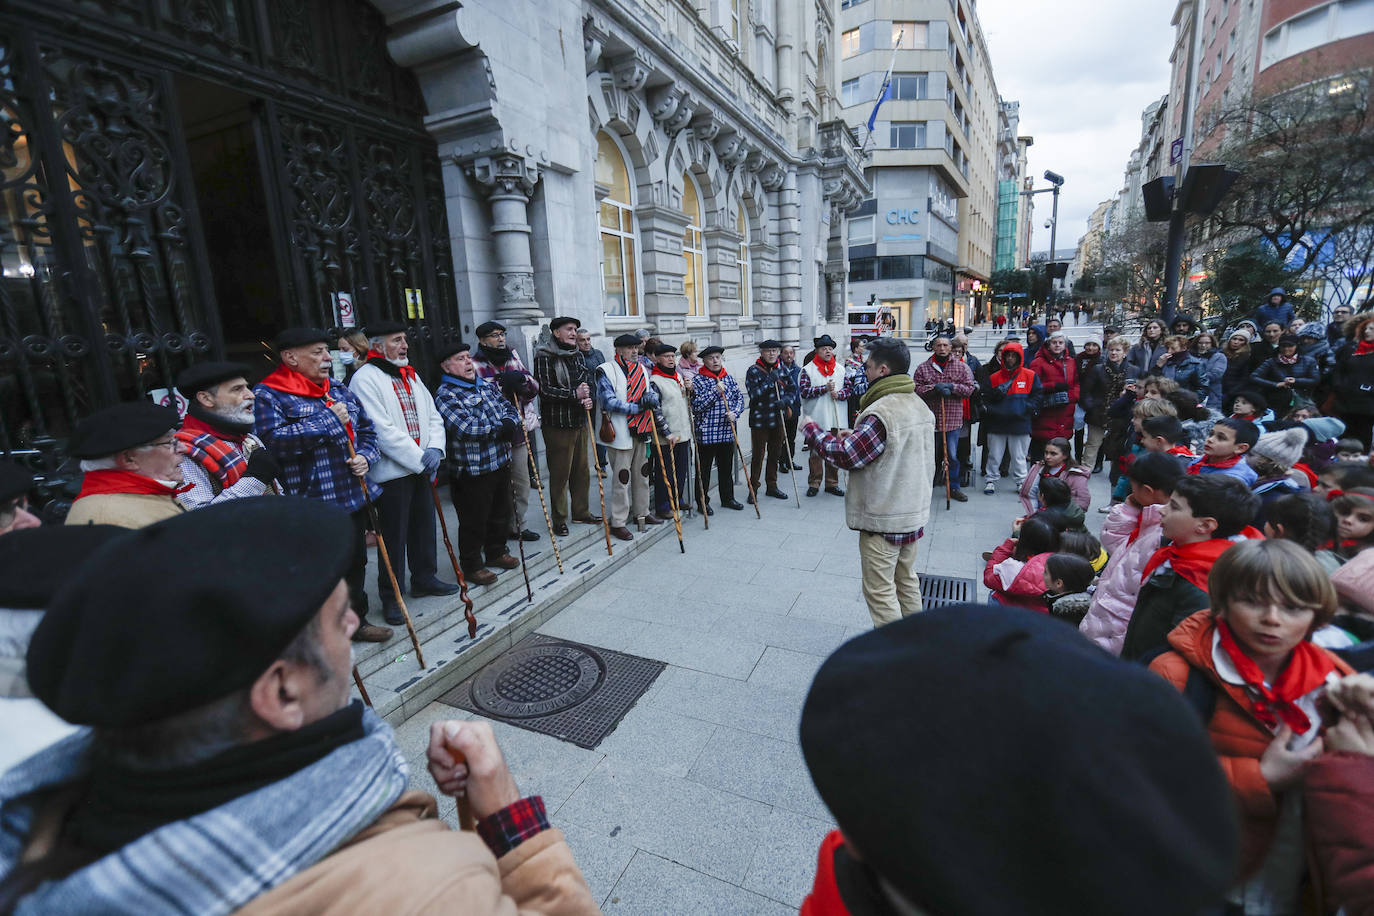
[174,362,281,509]
[65,401,187,529]
[350,321,457,625]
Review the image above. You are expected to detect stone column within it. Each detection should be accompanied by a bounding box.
[634,204,692,333]
[703,225,743,332]
[774,168,803,333]
[466,153,543,323]
[825,269,847,323]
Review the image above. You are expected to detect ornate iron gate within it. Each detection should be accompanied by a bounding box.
[0,0,461,491]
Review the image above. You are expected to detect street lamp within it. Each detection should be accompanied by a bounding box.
[1022,170,1066,320]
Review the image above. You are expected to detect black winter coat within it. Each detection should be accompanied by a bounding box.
[1333,350,1374,416]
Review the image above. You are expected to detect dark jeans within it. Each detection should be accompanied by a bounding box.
[374,473,438,602]
[697,442,735,506]
[346,507,370,621]
[653,440,691,514]
[750,426,783,490]
[449,464,513,573]
[781,413,799,469]
[934,428,962,492]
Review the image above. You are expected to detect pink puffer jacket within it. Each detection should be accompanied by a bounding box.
[1079,500,1163,654]
[1018,462,1092,515]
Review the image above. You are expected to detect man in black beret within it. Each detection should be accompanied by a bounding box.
[350,322,456,623]
[595,334,664,540]
[798,604,1239,916]
[254,328,391,642]
[65,402,187,529]
[434,342,522,586]
[0,461,40,536]
[690,345,747,512]
[472,320,541,544]
[174,361,281,510]
[533,316,599,537]
[647,343,692,520]
[744,339,794,502]
[799,334,851,497]
[2,498,598,913]
[0,524,126,771]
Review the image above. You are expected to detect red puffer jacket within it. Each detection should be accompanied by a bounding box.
[982,537,1051,612]
[1305,752,1374,914]
[1028,350,1079,441]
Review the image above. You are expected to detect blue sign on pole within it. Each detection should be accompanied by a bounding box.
[1170,138,1184,165]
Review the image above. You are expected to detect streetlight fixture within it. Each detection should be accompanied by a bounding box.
[1022,170,1067,320]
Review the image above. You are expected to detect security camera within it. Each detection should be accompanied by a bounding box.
[1043,170,1065,186]
[1044,220,1052,228]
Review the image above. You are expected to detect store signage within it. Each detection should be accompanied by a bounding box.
[886,208,922,225]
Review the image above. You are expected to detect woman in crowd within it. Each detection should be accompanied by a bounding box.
[1190,330,1228,411]
[1221,328,1255,408]
[1125,319,1167,379]
[1074,340,1102,466]
[1248,321,1286,371]
[1086,336,1129,475]
[1250,335,1319,416]
[1028,331,1078,461]
[1330,315,1374,450]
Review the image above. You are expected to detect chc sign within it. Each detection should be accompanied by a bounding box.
[886,208,921,225]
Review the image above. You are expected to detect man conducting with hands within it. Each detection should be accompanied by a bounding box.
[0,497,599,913]
[255,327,391,642]
[804,337,935,627]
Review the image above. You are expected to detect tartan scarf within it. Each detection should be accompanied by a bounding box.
[258,365,354,444]
[0,705,408,916]
[1215,620,1337,733]
[619,356,654,435]
[176,411,249,490]
[75,470,190,501]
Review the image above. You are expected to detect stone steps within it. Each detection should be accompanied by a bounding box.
[353,515,674,723]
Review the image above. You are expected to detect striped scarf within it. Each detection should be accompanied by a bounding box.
[175,414,249,490]
[621,357,654,435]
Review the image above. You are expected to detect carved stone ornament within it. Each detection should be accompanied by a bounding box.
[692,111,720,142]
[465,153,540,198]
[665,97,695,134]
[498,270,537,303]
[760,163,786,191]
[648,84,685,124]
[714,133,741,162]
[611,52,652,93]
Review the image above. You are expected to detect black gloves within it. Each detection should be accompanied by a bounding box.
[499,417,520,441]
[497,369,526,393]
[933,383,955,397]
[245,448,281,485]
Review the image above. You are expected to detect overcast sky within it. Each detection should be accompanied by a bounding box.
[975,0,1176,256]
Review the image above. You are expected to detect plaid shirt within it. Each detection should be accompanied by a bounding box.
[391,378,421,442]
[253,381,380,511]
[911,357,976,433]
[533,344,592,429]
[745,361,795,429]
[434,374,520,475]
[477,796,550,858]
[804,415,921,543]
[691,372,746,444]
[473,347,539,409]
[798,363,852,401]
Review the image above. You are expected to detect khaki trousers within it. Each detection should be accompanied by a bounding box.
[510,441,532,534]
[543,425,590,525]
[608,441,651,527]
[859,531,923,627]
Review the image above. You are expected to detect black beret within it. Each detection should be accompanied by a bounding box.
[549,316,581,331]
[0,525,128,610]
[699,345,724,357]
[29,497,357,727]
[653,344,677,356]
[274,327,331,352]
[613,334,641,348]
[68,402,180,459]
[177,361,251,396]
[0,460,34,503]
[758,339,783,349]
[799,605,1237,916]
[366,320,408,337]
[813,335,837,349]
[436,342,471,362]
[474,321,506,337]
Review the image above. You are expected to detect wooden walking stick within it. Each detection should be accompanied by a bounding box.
[511,393,562,574]
[450,747,476,832]
[942,447,952,510]
[508,444,532,602]
[729,420,762,519]
[647,414,685,553]
[330,398,425,669]
[776,380,801,509]
[684,399,709,530]
[429,480,479,636]
[584,407,613,556]
[352,666,372,707]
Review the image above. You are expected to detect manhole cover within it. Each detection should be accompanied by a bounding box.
[470,644,605,719]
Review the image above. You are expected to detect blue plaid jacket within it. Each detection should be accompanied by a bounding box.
[745,361,795,429]
[691,372,746,445]
[434,374,521,476]
[253,381,380,511]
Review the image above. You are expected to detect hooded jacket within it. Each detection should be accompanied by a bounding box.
[1018,462,1092,514]
[1023,324,1047,364]
[979,342,1042,436]
[1149,350,1206,397]
[1252,290,1295,329]
[983,537,1052,612]
[1079,501,1163,654]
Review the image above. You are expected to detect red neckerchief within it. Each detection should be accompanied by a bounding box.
[1187,453,1245,475]
[650,366,681,386]
[1167,445,1198,460]
[813,356,837,377]
[1127,507,1148,546]
[76,469,191,501]
[698,365,728,381]
[756,357,778,372]
[1356,341,1374,356]
[365,349,418,395]
[258,365,354,443]
[179,411,246,445]
[1140,530,1263,590]
[1215,619,1337,733]
[799,831,851,916]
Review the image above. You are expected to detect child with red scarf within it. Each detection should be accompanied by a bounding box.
[1120,475,1263,661]
[1150,540,1354,909]
[1189,417,1260,486]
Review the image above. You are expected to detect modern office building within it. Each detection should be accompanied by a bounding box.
[994,99,1034,273]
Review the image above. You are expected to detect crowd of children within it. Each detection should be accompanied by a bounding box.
[978,316,1374,915]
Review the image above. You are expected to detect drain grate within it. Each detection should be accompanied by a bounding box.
[437,634,664,749]
[918,574,977,610]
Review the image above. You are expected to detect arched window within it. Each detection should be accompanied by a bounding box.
[736,206,752,317]
[596,132,639,317]
[682,172,707,318]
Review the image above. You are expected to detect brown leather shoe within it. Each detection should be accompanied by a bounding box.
[610,526,634,541]
[572,515,603,525]
[466,568,499,586]
[351,623,393,643]
[642,514,665,526]
[487,554,519,570]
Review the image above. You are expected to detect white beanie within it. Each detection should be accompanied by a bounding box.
[1249,427,1307,470]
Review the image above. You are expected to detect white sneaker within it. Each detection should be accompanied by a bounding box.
[983,481,995,495]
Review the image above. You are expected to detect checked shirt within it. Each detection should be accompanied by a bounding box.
[253,382,380,511]
[434,374,521,475]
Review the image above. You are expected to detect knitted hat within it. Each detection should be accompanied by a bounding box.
[1303,416,1347,442]
[1250,427,1308,469]
[1298,321,1325,340]
[799,605,1238,916]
